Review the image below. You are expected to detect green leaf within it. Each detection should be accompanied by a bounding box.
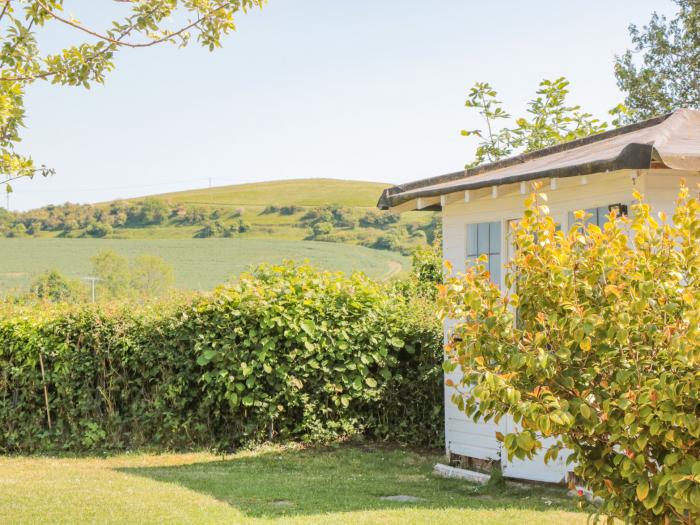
[636,480,649,502]
[516,432,535,451]
[300,319,315,336]
[389,337,404,348]
[365,377,378,388]
[580,404,591,419]
[692,461,700,476]
[196,350,216,366]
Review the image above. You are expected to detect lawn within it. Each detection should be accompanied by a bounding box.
[0,444,586,525]
[0,238,409,294]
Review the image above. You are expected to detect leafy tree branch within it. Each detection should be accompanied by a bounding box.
[461,77,610,168]
[0,0,265,189]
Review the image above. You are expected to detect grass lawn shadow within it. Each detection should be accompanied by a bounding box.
[117,444,578,519]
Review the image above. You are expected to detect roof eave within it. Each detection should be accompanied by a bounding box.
[378,142,654,210]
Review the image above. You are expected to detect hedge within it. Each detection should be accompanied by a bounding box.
[0,263,443,453]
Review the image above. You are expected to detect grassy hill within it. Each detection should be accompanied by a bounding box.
[148,178,391,208]
[6,178,437,247]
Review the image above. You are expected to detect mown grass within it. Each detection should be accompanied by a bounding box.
[0,238,409,294]
[0,444,586,525]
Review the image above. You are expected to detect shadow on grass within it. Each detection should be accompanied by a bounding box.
[117,444,578,518]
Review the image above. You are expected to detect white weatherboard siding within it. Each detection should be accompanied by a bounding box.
[441,169,699,483]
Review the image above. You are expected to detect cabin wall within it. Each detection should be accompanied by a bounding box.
[442,170,641,278]
[440,168,698,483]
[644,171,700,217]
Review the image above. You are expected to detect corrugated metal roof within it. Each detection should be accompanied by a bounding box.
[378,108,700,210]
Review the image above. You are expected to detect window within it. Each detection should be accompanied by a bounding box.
[568,204,628,229]
[467,221,501,284]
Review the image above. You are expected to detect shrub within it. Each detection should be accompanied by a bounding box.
[8,223,27,237]
[84,221,112,238]
[196,219,248,238]
[28,270,84,303]
[0,263,442,453]
[236,219,250,233]
[301,205,356,229]
[131,198,169,226]
[179,205,209,225]
[130,255,174,298]
[359,210,400,228]
[91,249,131,299]
[195,220,222,238]
[279,205,302,215]
[312,221,333,237]
[438,187,700,524]
[409,238,443,297]
[372,232,406,252]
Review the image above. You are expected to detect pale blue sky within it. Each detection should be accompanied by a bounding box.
[11,0,678,210]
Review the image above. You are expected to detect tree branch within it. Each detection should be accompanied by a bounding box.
[0,169,50,185]
[0,1,10,23]
[1,1,181,83]
[35,0,230,49]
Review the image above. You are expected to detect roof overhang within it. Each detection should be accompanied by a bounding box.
[378,109,700,211]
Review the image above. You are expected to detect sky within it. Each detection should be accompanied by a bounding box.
[9,0,679,211]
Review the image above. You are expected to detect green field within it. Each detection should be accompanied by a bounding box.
[0,445,584,525]
[146,178,391,208]
[0,238,409,294]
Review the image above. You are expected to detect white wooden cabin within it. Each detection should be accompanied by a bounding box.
[378,108,700,483]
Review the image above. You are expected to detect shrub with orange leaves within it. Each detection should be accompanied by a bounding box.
[438,185,700,524]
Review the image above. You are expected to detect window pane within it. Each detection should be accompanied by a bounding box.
[477,223,489,254]
[597,206,609,227]
[584,207,596,227]
[489,222,501,254]
[466,224,478,256]
[489,254,501,284]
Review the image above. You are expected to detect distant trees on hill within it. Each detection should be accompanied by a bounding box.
[0,199,247,239]
[195,219,250,238]
[0,198,440,255]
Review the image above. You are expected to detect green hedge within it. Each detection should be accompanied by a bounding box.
[0,263,443,453]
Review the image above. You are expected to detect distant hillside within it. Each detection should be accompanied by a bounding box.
[1,178,438,257]
[139,178,391,208]
[0,178,438,296]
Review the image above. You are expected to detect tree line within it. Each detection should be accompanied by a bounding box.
[0,198,440,255]
[0,198,249,239]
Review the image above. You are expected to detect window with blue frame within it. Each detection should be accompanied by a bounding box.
[466,221,501,285]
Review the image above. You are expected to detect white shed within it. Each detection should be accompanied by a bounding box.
[378,108,700,483]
